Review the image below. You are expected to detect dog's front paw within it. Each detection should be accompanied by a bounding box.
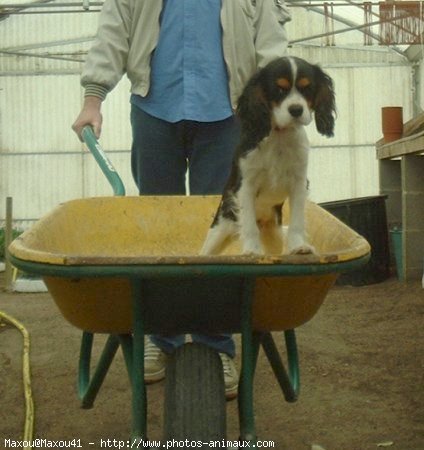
[242,241,264,256]
[287,233,315,255]
[289,244,316,255]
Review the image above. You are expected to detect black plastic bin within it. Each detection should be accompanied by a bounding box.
[320,195,390,286]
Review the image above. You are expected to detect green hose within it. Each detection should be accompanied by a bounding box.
[0,311,34,449]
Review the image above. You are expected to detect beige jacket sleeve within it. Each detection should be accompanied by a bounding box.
[81,0,133,99]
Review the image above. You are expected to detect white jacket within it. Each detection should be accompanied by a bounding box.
[82,0,291,108]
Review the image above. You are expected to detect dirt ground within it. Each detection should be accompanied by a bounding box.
[0,275,423,450]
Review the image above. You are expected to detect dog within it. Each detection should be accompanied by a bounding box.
[201,56,336,256]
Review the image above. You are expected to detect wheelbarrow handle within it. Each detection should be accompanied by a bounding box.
[82,126,126,197]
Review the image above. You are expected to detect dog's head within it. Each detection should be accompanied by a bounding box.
[237,57,336,146]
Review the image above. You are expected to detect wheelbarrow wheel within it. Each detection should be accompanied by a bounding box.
[163,342,226,448]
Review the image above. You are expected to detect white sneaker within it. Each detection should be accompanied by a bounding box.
[144,340,166,384]
[219,353,238,400]
[144,342,239,399]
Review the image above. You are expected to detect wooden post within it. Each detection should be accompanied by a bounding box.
[5,197,13,292]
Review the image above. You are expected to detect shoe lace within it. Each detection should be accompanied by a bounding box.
[145,341,162,361]
[219,353,233,377]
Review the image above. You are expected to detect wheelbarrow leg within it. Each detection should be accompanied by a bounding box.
[78,332,120,409]
[130,278,148,442]
[238,278,259,445]
[118,334,134,381]
[284,329,300,397]
[261,330,300,402]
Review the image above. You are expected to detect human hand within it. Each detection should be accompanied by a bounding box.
[72,96,103,141]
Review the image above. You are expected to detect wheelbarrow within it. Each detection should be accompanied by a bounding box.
[9,128,370,447]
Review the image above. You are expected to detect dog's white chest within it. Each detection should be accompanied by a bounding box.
[240,131,308,197]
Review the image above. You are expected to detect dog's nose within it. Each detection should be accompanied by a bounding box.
[289,105,303,118]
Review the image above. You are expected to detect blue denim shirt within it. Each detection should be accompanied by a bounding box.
[131,0,233,123]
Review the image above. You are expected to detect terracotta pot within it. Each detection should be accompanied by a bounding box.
[381,106,403,143]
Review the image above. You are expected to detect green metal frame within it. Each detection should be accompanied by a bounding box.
[8,253,370,279]
[10,128,369,446]
[73,275,301,445]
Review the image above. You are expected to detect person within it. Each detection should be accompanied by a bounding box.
[72,0,291,400]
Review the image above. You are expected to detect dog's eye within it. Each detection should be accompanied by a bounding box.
[296,78,313,95]
[276,78,291,94]
[277,86,290,98]
[298,85,312,94]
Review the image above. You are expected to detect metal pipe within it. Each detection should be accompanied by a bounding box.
[2,9,100,15]
[289,2,397,6]
[0,49,85,63]
[290,14,418,45]
[1,2,103,8]
[3,37,95,53]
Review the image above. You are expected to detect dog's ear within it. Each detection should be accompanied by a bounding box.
[313,66,336,137]
[236,71,271,148]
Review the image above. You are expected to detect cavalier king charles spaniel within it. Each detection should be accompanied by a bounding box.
[201,56,336,256]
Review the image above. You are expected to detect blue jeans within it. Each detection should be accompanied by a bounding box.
[130,106,240,357]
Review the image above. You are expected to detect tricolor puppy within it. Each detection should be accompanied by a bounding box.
[201,56,336,256]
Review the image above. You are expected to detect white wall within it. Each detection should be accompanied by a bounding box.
[0,74,136,227]
[303,62,412,202]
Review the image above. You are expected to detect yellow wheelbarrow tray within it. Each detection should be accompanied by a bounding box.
[8,128,371,445]
[9,195,370,334]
